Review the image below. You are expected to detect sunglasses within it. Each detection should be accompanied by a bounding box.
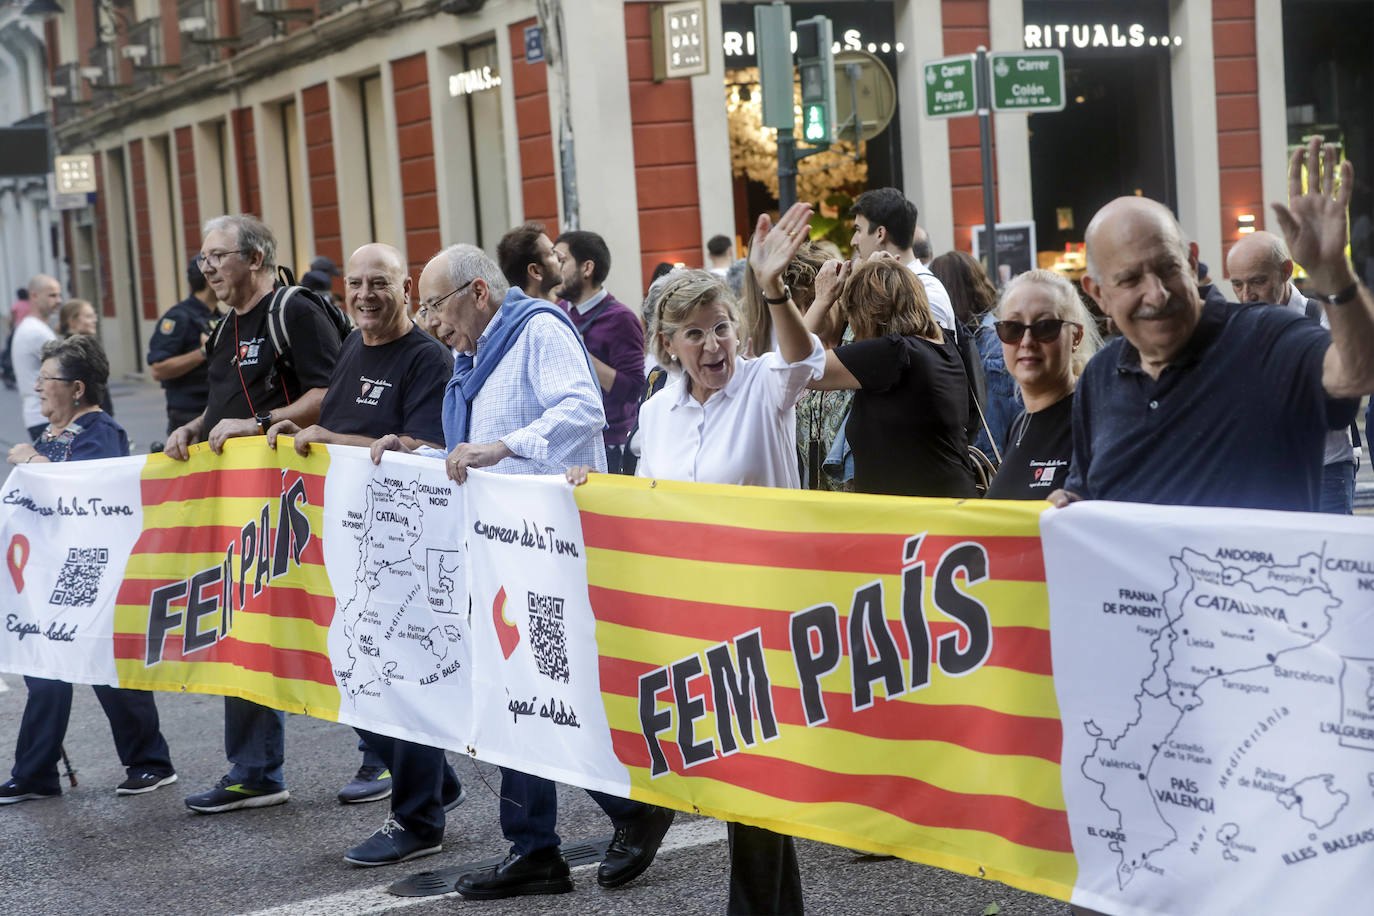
[994,318,1080,344]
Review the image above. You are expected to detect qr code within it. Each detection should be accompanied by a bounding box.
[49,547,109,607]
[526,591,570,683]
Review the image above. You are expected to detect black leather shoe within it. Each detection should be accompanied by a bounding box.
[597,806,675,889]
[455,848,573,900]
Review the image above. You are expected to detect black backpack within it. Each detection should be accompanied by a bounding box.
[206,266,352,376]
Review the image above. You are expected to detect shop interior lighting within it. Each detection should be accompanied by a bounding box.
[1237,214,1256,234]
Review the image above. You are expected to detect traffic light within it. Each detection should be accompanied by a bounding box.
[795,15,835,145]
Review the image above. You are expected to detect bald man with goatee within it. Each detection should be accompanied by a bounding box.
[1226,230,1361,513]
[266,243,460,867]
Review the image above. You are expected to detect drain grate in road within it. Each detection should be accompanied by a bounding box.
[388,835,612,897]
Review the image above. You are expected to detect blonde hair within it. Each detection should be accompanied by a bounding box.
[58,299,95,336]
[996,269,1103,375]
[739,242,828,353]
[842,259,939,341]
[647,269,740,369]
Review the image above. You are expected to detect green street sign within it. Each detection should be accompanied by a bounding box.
[989,50,1066,112]
[923,54,977,118]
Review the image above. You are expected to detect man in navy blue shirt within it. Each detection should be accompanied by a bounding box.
[1052,137,1374,512]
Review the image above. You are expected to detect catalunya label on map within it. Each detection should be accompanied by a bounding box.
[1043,502,1374,916]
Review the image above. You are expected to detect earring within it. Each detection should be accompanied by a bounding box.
[74,398,81,406]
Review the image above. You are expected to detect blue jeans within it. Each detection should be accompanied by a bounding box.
[224,697,285,789]
[356,729,460,843]
[500,768,649,856]
[1320,460,1355,515]
[13,677,173,793]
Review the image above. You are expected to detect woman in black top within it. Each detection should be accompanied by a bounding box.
[985,269,1102,499]
[805,257,975,497]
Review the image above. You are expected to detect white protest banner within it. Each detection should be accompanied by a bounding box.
[1043,501,1374,916]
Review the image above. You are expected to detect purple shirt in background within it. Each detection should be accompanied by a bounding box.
[561,290,644,446]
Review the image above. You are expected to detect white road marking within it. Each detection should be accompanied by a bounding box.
[241,817,727,915]
[0,676,8,693]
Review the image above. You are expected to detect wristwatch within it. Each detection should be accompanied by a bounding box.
[1315,283,1359,306]
[255,412,273,434]
[761,284,792,305]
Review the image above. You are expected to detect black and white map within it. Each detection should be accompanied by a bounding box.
[322,455,472,747]
[1043,503,1374,916]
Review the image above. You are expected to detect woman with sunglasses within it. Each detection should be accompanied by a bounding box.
[985,270,1102,499]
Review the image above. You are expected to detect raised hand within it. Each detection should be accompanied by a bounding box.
[1271,135,1358,292]
[748,202,814,294]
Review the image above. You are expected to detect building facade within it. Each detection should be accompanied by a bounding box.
[32,0,1372,376]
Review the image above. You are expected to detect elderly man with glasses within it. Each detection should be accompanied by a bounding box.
[371,241,674,901]
[166,214,343,815]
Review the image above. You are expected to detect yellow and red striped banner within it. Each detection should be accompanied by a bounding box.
[574,475,1073,900]
[111,443,341,720]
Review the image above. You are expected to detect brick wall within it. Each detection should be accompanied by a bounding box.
[175,126,199,261]
[93,151,114,317]
[392,53,440,275]
[1213,0,1263,272]
[301,83,342,271]
[943,0,997,252]
[128,140,158,320]
[509,17,558,228]
[625,2,701,284]
[233,107,260,215]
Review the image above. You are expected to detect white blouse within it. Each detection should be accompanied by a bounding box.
[635,335,826,489]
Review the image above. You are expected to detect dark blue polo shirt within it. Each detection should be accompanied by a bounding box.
[147,295,220,412]
[1065,298,1357,511]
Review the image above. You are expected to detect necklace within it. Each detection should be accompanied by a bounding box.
[1015,410,1033,449]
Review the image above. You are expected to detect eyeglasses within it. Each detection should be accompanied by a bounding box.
[677,320,737,346]
[419,278,476,314]
[36,375,75,384]
[993,318,1080,344]
[194,248,251,270]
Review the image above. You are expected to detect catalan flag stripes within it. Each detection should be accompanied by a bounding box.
[574,475,1076,902]
[112,439,341,720]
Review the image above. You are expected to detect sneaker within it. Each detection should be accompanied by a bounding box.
[184,775,289,814]
[0,779,59,805]
[343,815,442,867]
[443,783,467,812]
[337,765,392,804]
[116,772,178,796]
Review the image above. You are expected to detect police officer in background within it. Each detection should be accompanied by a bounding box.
[147,258,222,434]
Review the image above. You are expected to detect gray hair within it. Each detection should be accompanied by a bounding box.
[204,214,277,272]
[438,243,509,304]
[648,269,739,370]
[41,334,109,409]
[996,269,1104,376]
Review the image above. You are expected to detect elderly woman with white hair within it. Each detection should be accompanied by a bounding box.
[985,269,1103,499]
[570,202,824,913]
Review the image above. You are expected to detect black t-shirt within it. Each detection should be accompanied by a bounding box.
[203,290,341,432]
[318,324,452,443]
[835,333,975,498]
[985,393,1073,499]
[146,295,220,411]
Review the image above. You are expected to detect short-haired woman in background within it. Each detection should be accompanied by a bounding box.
[2,335,176,803]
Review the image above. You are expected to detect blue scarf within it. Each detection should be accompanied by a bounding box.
[441,287,595,451]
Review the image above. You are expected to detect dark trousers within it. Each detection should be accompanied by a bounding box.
[12,676,174,794]
[355,728,460,843]
[727,824,804,915]
[499,767,649,856]
[166,406,203,436]
[224,697,285,789]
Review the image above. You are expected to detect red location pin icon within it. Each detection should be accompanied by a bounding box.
[8,534,29,593]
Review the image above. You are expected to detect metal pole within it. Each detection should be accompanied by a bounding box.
[777,127,797,211]
[975,46,998,286]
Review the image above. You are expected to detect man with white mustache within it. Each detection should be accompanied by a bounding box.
[1050,136,1374,512]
